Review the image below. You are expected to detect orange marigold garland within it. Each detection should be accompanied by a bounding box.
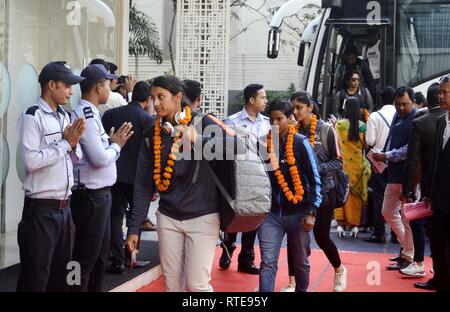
[153,107,193,193]
[296,114,318,148]
[267,125,305,205]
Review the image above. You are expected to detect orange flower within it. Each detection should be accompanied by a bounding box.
[154,109,193,193]
[267,125,305,204]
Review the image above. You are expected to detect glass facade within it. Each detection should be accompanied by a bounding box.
[0,0,123,235]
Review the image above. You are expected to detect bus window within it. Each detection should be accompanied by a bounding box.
[396,1,450,87]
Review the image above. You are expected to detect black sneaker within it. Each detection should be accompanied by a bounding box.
[106,264,127,275]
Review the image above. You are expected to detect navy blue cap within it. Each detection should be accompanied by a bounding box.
[81,64,119,83]
[39,61,85,85]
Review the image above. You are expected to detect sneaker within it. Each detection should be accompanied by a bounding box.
[280,284,296,292]
[337,226,345,238]
[334,265,347,292]
[400,262,426,277]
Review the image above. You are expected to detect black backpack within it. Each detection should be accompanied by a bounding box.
[320,123,350,208]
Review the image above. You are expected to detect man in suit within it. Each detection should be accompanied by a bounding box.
[402,83,445,285]
[373,86,417,271]
[430,75,450,292]
[102,81,155,274]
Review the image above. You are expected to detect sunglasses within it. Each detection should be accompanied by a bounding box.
[440,75,450,83]
[351,78,361,82]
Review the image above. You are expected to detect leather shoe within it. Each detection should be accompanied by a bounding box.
[364,234,386,244]
[414,279,436,291]
[389,254,403,262]
[386,259,411,270]
[238,263,260,275]
[106,264,127,275]
[219,246,235,270]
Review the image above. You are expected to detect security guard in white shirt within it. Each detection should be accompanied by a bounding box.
[70,64,134,292]
[220,84,270,275]
[16,61,86,292]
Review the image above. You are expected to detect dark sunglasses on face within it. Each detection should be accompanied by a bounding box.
[440,75,450,83]
[351,78,360,82]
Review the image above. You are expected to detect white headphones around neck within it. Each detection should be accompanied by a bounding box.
[160,108,188,135]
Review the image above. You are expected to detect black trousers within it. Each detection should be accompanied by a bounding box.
[430,209,450,292]
[17,198,72,292]
[70,188,111,292]
[368,170,387,236]
[288,189,341,276]
[222,230,258,266]
[110,182,134,266]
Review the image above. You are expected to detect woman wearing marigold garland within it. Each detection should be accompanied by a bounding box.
[125,75,237,292]
[335,97,371,239]
[258,99,322,293]
[279,91,347,292]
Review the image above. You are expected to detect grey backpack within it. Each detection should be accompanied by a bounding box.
[195,115,272,233]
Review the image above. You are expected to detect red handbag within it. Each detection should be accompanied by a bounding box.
[403,201,433,221]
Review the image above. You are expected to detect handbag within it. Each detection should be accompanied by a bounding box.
[403,201,433,221]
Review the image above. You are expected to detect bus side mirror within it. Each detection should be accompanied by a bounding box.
[267,27,281,59]
[298,41,306,66]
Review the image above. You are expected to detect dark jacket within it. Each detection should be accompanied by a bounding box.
[128,112,238,236]
[102,102,154,184]
[299,120,343,194]
[403,107,446,199]
[385,109,417,184]
[431,114,450,214]
[269,133,322,216]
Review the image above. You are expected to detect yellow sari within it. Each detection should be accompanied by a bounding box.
[334,119,371,227]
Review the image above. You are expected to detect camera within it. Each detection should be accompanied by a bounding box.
[117,75,128,85]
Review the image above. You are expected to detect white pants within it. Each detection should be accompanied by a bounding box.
[381,184,414,262]
[157,211,220,292]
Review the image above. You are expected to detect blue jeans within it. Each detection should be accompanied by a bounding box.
[258,211,311,292]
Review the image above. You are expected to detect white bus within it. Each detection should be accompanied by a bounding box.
[268,0,450,118]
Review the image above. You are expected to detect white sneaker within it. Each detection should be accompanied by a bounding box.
[280,284,296,292]
[350,227,359,238]
[337,226,345,238]
[331,219,338,229]
[400,262,426,277]
[334,265,347,292]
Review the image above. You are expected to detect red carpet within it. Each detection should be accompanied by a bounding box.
[138,247,433,292]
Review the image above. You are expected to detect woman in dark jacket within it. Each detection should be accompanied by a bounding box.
[280,91,347,292]
[126,75,236,292]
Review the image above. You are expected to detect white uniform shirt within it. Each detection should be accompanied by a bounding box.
[224,107,271,145]
[366,105,396,152]
[17,98,82,200]
[72,99,121,190]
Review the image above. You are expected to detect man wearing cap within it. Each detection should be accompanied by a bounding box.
[90,59,136,115]
[16,61,86,292]
[70,64,134,292]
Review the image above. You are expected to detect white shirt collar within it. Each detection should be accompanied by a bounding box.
[241,107,262,122]
[79,99,100,115]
